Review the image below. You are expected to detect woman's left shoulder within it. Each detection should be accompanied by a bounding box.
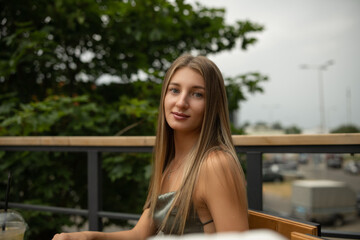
[195,148,249,232]
[201,149,237,172]
[196,149,242,189]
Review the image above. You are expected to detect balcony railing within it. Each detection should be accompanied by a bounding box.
[1,134,360,239]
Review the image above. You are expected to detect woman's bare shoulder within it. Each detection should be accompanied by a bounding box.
[196,148,249,232]
[201,148,237,174]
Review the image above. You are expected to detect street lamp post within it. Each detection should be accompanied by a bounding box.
[300,60,334,133]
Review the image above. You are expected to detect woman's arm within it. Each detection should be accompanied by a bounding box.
[52,208,156,240]
[198,151,249,232]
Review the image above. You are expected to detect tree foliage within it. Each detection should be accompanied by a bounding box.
[0,93,155,239]
[0,0,267,239]
[330,124,360,133]
[284,125,302,134]
[1,0,265,102]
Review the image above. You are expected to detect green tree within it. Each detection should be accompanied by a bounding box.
[271,122,283,130]
[1,0,264,103]
[331,124,360,133]
[225,73,268,122]
[285,125,302,134]
[0,94,156,239]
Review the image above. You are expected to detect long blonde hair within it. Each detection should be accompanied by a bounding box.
[144,54,247,234]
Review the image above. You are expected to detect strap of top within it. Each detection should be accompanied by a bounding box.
[202,219,214,226]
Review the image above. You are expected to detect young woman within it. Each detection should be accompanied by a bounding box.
[52,54,249,240]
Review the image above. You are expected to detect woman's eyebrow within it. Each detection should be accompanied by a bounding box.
[169,82,205,89]
[193,86,205,90]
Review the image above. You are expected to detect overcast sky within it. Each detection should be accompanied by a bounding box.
[188,0,360,132]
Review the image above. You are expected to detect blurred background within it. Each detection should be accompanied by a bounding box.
[0,0,359,239]
[192,0,360,134]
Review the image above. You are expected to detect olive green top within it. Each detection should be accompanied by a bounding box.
[153,191,213,235]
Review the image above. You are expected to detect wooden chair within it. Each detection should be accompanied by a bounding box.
[291,232,328,240]
[248,209,320,239]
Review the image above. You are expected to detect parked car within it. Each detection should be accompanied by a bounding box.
[298,153,309,164]
[326,154,343,169]
[264,159,298,172]
[344,160,360,175]
[262,167,284,182]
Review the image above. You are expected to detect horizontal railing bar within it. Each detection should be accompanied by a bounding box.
[0,202,142,221]
[0,202,88,216]
[321,229,360,239]
[0,134,359,147]
[0,146,153,153]
[235,145,360,154]
[232,134,360,146]
[0,136,156,147]
[98,211,140,221]
[1,145,359,154]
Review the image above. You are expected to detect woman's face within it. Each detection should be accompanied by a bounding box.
[164,67,206,135]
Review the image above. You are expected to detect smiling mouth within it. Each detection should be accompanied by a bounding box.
[172,112,190,119]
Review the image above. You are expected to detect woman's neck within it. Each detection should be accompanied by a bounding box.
[173,131,200,163]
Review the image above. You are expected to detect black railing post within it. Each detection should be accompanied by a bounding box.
[87,151,102,231]
[246,152,263,210]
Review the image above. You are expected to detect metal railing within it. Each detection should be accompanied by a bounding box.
[1,134,360,239]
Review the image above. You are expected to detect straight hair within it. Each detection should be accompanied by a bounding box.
[144,54,247,234]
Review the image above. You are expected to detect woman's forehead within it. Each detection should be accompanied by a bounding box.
[169,67,205,87]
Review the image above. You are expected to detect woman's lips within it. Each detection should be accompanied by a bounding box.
[172,112,190,120]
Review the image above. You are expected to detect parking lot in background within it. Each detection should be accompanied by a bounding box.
[262,153,360,236]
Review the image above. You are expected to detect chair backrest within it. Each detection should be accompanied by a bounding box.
[248,210,320,239]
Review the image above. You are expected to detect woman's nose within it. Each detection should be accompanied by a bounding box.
[175,93,189,109]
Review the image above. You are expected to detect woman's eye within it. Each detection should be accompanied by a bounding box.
[169,88,179,94]
[192,92,204,98]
